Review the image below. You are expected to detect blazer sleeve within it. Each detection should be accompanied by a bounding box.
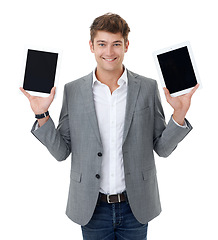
[31,85,71,161]
[153,81,193,157]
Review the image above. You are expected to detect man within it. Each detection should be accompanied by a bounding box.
[20,13,199,240]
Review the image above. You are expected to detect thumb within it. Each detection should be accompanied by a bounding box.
[163,87,171,100]
[49,87,56,100]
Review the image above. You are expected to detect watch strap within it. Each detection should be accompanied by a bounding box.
[35,111,49,119]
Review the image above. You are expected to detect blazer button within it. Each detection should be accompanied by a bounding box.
[97,152,102,157]
[95,174,100,179]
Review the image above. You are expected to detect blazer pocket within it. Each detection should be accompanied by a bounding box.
[133,106,150,115]
[70,170,82,183]
[142,168,156,181]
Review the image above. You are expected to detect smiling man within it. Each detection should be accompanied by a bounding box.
[89,30,129,93]
[20,13,199,240]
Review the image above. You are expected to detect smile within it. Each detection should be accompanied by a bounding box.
[103,57,117,62]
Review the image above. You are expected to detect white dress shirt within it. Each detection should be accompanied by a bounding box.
[92,68,128,195]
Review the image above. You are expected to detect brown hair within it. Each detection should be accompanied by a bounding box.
[90,13,130,44]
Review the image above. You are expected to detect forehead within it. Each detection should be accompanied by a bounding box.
[94,31,124,42]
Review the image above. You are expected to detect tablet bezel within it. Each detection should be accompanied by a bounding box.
[20,45,62,97]
[153,41,202,97]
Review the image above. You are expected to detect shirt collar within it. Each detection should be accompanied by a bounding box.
[92,66,128,87]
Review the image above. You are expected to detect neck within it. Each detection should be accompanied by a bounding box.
[95,66,124,87]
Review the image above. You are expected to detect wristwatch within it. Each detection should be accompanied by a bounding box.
[35,111,49,119]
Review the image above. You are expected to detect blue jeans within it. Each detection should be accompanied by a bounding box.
[81,196,148,240]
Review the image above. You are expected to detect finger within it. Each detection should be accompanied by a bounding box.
[163,87,172,101]
[189,83,199,96]
[49,87,56,99]
[20,87,31,99]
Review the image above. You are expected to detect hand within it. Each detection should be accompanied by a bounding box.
[163,84,199,125]
[19,87,56,114]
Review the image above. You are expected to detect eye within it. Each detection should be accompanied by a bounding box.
[114,43,121,47]
[98,43,105,47]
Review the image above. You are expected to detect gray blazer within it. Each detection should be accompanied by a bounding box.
[32,69,192,226]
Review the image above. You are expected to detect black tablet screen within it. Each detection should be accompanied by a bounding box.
[23,49,58,94]
[157,46,197,94]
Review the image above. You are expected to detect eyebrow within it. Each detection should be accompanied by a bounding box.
[96,40,123,43]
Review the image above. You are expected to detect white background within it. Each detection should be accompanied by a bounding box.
[1,0,217,239]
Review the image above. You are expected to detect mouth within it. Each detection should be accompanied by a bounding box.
[102,57,117,62]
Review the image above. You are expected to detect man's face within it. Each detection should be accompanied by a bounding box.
[89,31,129,73]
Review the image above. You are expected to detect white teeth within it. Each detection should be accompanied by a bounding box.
[103,58,116,61]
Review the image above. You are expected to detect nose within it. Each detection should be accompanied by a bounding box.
[105,45,114,56]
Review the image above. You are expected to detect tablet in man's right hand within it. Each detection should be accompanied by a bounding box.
[22,48,60,97]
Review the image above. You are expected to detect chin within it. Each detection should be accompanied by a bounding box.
[101,63,123,72]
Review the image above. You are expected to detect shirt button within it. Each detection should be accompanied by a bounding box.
[97,152,102,157]
[95,174,100,179]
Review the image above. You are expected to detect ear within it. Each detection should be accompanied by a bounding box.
[89,40,94,53]
[124,40,129,53]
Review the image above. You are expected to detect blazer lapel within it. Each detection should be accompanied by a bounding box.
[122,70,141,145]
[78,70,141,147]
[79,73,102,146]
